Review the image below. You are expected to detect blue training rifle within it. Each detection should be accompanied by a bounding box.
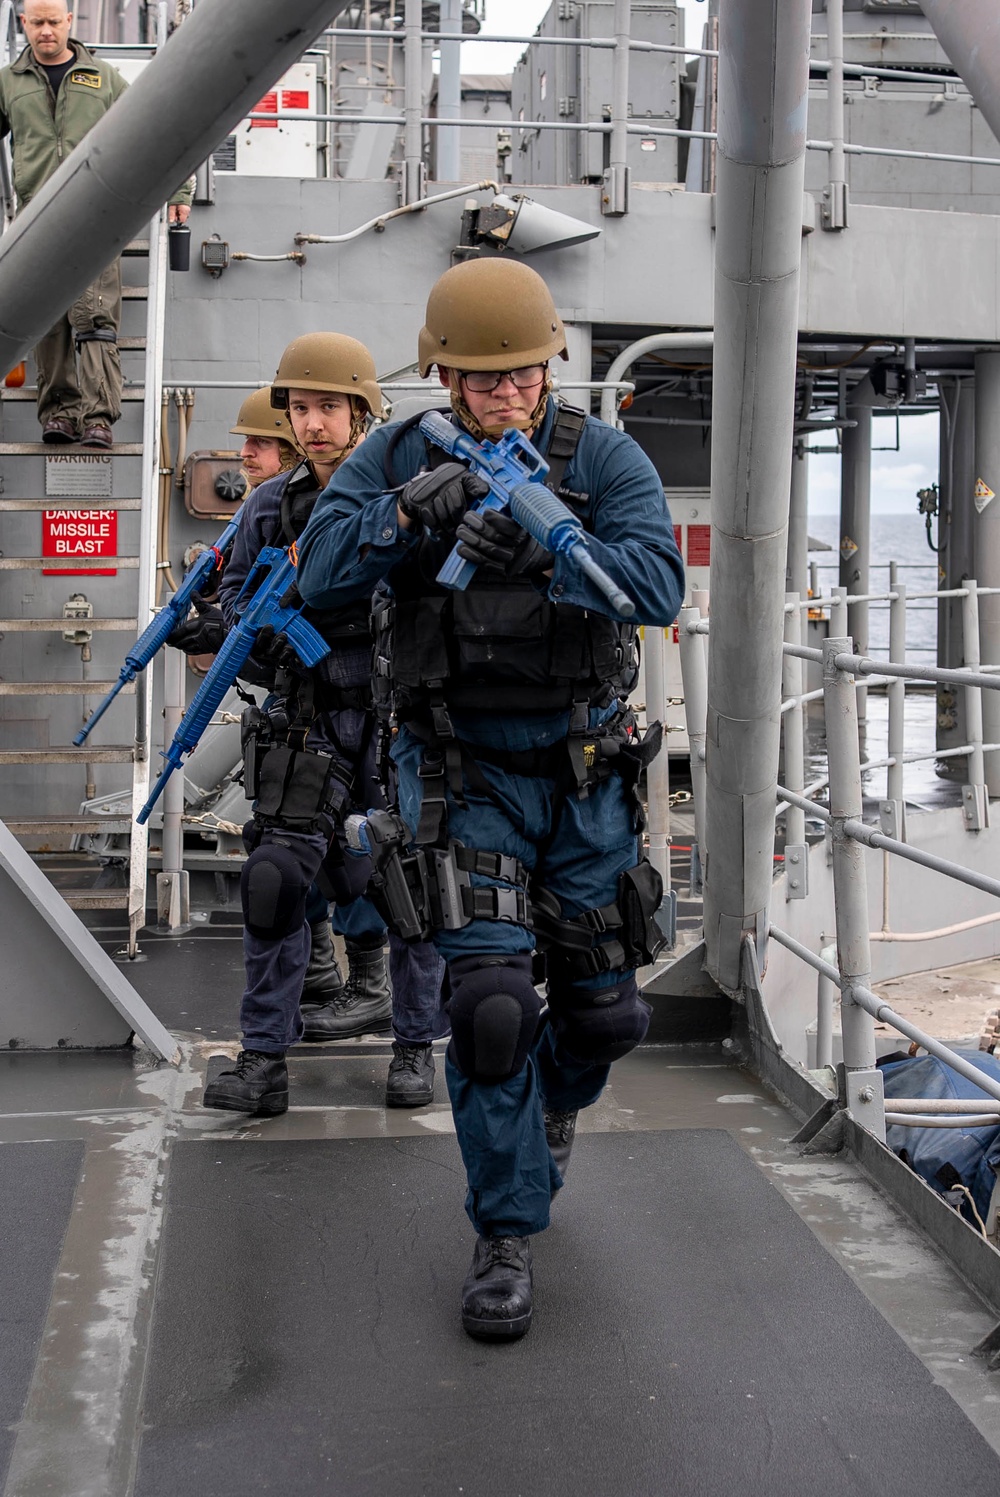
[135,545,330,825]
[74,505,246,746]
[419,409,635,618]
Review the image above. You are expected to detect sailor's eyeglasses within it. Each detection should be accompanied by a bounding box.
[459,366,546,393]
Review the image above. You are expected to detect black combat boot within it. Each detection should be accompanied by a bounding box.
[543,1107,578,1178]
[461,1235,533,1341]
[301,920,346,1005]
[299,921,347,1041]
[296,940,392,1041]
[385,1042,435,1107]
[203,1050,288,1116]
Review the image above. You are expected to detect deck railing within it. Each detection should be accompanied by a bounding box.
[679,589,1000,1147]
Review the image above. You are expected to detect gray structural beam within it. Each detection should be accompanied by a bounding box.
[839,377,873,725]
[0,820,177,1059]
[436,0,463,182]
[0,0,352,374]
[703,0,812,994]
[922,1,1000,148]
[785,440,809,599]
[937,378,976,762]
[974,352,1000,796]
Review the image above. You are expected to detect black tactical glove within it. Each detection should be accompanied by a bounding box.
[166,592,226,655]
[253,624,310,677]
[397,462,490,533]
[455,508,555,578]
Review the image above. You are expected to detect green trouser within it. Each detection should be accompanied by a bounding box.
[34,258,123,428]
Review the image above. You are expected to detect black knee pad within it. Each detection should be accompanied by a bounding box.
[547,975,651,1065]
[241,841,312,940]
[446,952,542,1083]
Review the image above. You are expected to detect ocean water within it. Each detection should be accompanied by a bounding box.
[807,511,940,665]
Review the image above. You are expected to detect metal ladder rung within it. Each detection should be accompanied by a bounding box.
[0,441,143,455]
[0,498,141,511]
[119,337,147,350]
[0,557,139,569]
[0,747,135,763]
[123,240,150,255]
[0,681,136,696]
[60,890,131,910]
[0,618,138,631]
[122,286,148,300]
[5,816,132,834]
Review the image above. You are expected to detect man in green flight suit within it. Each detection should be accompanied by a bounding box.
[0,1,192,447]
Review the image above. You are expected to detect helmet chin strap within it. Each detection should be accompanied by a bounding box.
[322,397,369,470]
[448,372,552,442]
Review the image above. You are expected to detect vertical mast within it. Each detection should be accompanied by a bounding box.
[702,0,812,992]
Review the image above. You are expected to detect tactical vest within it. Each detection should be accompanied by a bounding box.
[374,404,639,721]
[269,466,370,646]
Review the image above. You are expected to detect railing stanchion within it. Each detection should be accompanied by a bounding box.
[821,0,848,229]
[643,622,675,944]
[602,0,631,216]
[782,593,807,900]
[962,577,990,830]
[882,563,906,847]
[678,604,708,897]
[830,583,848,640]
[403,0,424,203]
[823,636,885,1140]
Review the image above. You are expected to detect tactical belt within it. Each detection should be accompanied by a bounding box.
[409,692,663,847]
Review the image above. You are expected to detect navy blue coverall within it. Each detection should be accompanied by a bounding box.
[220,460,446,1055]
[296,406,684,1234]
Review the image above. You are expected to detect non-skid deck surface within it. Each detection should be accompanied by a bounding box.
[1,1141,83,1487]
[133,1128,1000,1496]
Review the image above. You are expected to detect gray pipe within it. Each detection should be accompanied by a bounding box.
[974,350,1000,794]
[785,440,809,598]
[702,0,812,994]
[0,0,352,373]
[922,0,1000,147]
[436,0,462,182]
[599,331,713,426]
[840,376,874,729]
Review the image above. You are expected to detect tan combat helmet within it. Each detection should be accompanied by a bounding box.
[270,332,384,419]
[230,386,296,442]
[418,258,569,378]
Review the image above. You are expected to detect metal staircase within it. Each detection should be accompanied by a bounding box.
[0,219,167,956]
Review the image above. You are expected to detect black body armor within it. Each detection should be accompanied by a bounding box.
[373,404,638,723]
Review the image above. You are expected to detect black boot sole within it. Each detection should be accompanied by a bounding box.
[385,1087,435,1108]
[202,1087,289,1117]
[461,1309,532,1341]
[298,1015,392,1042]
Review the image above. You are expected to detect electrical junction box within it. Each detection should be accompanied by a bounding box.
[511,3,681,187]
[214,63,318,178]
[183,451,247,521]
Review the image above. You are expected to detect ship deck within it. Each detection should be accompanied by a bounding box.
[3,909,1000,1497]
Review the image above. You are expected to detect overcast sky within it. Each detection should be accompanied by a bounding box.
[461,0,936,516]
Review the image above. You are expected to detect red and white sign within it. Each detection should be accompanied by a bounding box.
[42,509,117,576]
[238,63,318,177]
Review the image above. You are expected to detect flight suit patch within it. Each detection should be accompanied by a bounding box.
[69,71,102,88]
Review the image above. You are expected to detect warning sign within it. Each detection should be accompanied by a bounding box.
[42,509,117,576]
[840,533,859,561]
[974,477,995,513]
[251,90,278,127]
[45,452,112,497]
